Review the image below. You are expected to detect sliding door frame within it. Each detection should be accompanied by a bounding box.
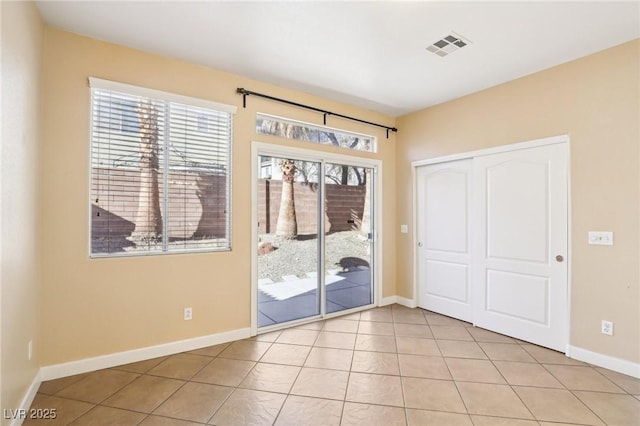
[251,141,383,336]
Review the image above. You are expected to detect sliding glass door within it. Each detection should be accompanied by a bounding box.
[256,153,375,329]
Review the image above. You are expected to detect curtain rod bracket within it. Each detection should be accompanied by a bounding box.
[235,87,397,138]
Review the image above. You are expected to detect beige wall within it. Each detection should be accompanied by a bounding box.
[396,40,640,363]
[0,1,43,419]
[39,28,397,366]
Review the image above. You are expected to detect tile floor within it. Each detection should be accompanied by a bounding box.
[28,305,640,425]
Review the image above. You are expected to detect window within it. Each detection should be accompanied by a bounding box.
[256,113,375,152]
[89,78,236,256]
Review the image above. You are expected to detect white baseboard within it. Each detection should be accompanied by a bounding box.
[380,296,417,308]
[8,371,41,426]
[40,327,251,381]
[396,296,417,308]
[568,345,640,378]
[380,296,397,306]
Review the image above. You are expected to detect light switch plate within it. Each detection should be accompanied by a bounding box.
[588,231,613,246]
[400,225,408,233]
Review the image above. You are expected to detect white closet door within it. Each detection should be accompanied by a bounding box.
[472,143,568,351]
[417,159,473,322]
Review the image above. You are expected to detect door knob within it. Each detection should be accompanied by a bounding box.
[555,255,564,262]
[418,242,423,247]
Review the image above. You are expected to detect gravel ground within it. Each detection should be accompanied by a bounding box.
[258,230,370,282]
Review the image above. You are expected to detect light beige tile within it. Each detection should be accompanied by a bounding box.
[544,364,625,392]
[191,357,255,386]
[23,395,94,426]
[56,369,139,404]
[467,327,517,343]
[304,347,353,371]
[37,373,89,395]
[437,339,487,359]
[188,343,230,357]
[323,319,360,333]
[139,416,203,426]
[147,353,211,380]
[290,367,349,400]
[445,358,506,384]
[478,342,536,362]
[357,320,395,335]
[341,402,406,426]
[595,367,640,394]
[102,375,184,413]
[359,308,393,322]
[355,334,397,353]
[398,354,452,380]
[396,336,441,356]
[210,388,286,426]
[275,395,343,426]
[520,344,585,365]
[276,329,320,346]
[574,390,640,426]
[69,406,146,425]
[457,382,534,419]
[250,330,282,342]
[494,361,563,388]
[402,377,466,412]
[293,320,325,331]
[346,372,404,407]
[314,331,356,350]
[113,357,169,374]
[424,313,470,327]
[430,325,474,341]
[260,343,311,366]
[153,382,231,423]
[351,351,399,375]
[218,340,272,361]
[513,386,604,425]
[392,310,428,324]
[394,323,433,339]
[406,409,472,426]
[340,312,362,321]
[470,415,539,426]
[239,362,300,393]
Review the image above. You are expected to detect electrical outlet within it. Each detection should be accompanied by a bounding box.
[601,320,613,336]
[184,307,193,321]
[588,231,614,246]
[28,340,32,361]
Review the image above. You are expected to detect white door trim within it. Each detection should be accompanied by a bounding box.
[251,141,383,336]
[411,135,571,348]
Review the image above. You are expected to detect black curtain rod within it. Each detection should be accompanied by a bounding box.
[236,88,398,139]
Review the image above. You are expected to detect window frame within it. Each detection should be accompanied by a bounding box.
[88,78,236,258]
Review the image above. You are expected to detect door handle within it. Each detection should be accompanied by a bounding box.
[555,255,564,262]
[418,242,423,247]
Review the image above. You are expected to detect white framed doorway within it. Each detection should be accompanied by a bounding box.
[251,142,383,335]
[413,135,570,352]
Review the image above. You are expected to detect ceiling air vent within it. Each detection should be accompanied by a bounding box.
[426,33,471,57]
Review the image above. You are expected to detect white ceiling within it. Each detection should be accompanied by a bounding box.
[36,1,639,117]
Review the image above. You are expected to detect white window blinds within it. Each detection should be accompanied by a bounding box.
[89,78,235,256]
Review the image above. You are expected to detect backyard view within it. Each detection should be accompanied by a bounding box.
[257,149,374,327]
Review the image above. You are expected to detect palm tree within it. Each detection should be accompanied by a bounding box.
[275,159,298,238]
[131,99,162,243]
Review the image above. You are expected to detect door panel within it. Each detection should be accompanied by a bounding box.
[487,161,549,262]
[473,143,568,351]
[417,159,472,322]
[257,156,321,327]
[325,163,374,314]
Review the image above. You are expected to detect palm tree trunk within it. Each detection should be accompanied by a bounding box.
[275,159,298,238]
[131,99,162,243]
